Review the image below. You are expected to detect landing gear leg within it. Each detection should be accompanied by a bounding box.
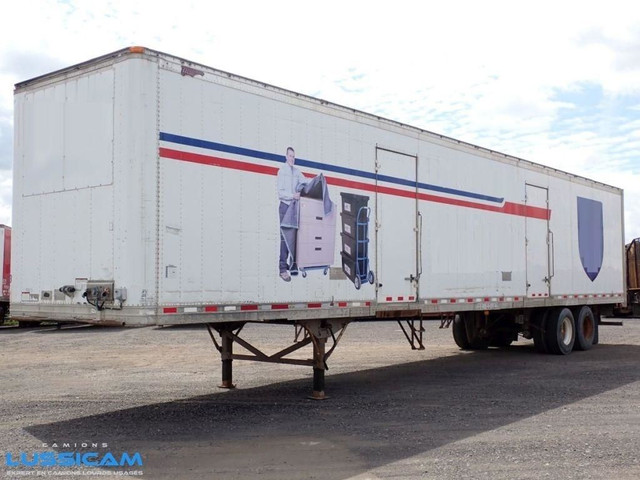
[311,336,327,400]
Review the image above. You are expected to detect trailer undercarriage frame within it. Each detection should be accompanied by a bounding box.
[204,313,439,399]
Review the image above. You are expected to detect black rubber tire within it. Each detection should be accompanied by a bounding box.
[574,306,596,351]
[452,314,471,350]
[545,307,575,355]
[531,309,550,354]
[461,312,489,350]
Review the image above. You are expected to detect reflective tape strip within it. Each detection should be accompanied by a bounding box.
[159,291,623,316]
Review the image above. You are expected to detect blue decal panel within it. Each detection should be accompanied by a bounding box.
[577,197,604,281]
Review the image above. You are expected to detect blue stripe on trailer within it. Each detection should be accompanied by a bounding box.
[159,132,504,204]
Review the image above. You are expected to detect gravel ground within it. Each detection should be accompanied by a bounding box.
[1,317,639,479]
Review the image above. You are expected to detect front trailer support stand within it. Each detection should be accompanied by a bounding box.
[206,319,348,399]
[311,334,327,400]
[219,329,236,389]
[207,322,244,389]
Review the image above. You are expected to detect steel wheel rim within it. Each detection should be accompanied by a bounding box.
[561,317,574,345]
[583,315,594,340]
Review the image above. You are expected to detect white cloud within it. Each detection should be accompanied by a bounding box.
[0,0,639,241]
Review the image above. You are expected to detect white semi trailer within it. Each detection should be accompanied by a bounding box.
[12,47,625,397]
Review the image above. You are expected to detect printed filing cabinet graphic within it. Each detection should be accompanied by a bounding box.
[340,192,374,289]
[296,197,336,277]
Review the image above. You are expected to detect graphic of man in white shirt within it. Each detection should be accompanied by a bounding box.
[277,147,307,282]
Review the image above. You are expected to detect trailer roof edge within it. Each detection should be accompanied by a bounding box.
[13,46,623,194]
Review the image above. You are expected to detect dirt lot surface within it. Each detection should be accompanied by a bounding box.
[1,317,639,479]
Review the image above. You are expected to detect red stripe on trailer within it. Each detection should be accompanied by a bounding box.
[431,299,438,304]
[408,296,415,301]
[338,302,348,307]
[386,297,393,301]
[484,297,490,302]
[365,301,371,306]
[326,178,551,220]
[271,304,289,310]
[240,304,258,311]
[308,303,322,308]
[466,298,474,303]
[398,296,404,301]
[160,148,279,177]
[163,307,177,314]
[204,306,218,312]
[450,299,457,303]
[160,148,551,220]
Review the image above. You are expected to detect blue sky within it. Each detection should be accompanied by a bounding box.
[1,0,639,242]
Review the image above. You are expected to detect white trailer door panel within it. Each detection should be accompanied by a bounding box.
[375,147,418,302]
[525,184,550,298]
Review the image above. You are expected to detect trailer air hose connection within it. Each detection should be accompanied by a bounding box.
[83,287,108,311]
[82,287,125,311]
[59,285,76,298]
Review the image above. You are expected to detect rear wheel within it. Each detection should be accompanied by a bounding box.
[531,309,550,354]
[545,307,575,355]
[452,314,471,349]
[453,312,488,350]
[574,306,596,351]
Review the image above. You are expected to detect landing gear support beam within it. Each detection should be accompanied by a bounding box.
[206,319,349,399]
[397,319,425,350]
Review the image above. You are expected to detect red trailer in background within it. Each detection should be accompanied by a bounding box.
[0,225,10,324]
[616,238,640,317]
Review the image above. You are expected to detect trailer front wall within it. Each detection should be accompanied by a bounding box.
[12,55,159,310]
